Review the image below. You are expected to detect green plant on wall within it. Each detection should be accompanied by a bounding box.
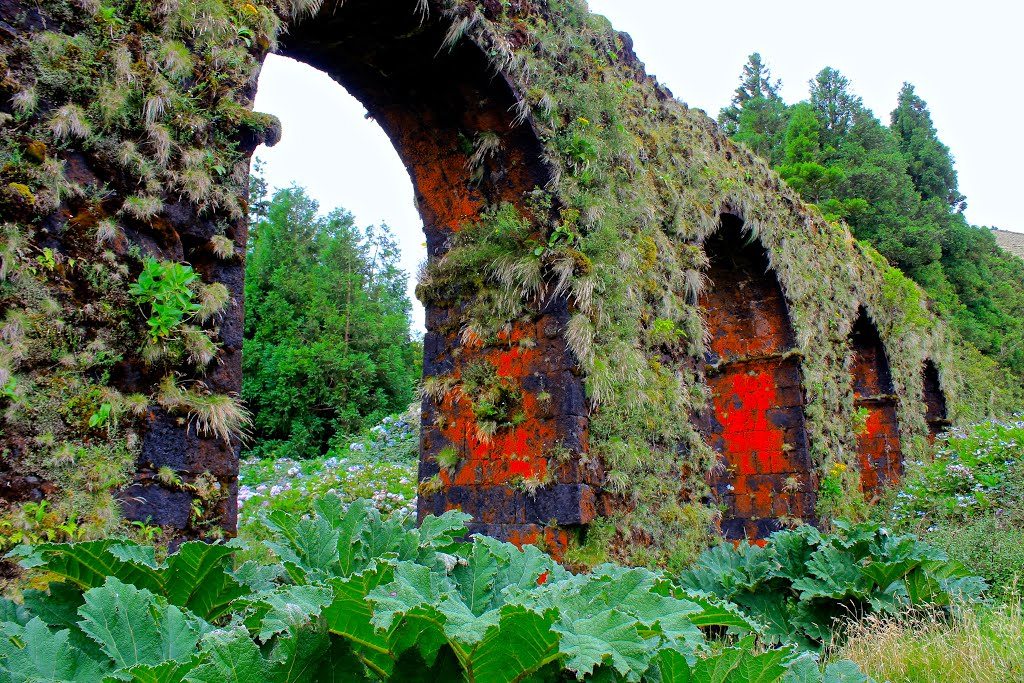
[129,258,202,342]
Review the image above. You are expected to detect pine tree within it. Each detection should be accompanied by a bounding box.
[777,102,843,203]
[719,53,786,162]
[733,52,781,105]
[809,67,861,149]
[890,83,966,212]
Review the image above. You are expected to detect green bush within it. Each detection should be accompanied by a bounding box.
[1,497,872,682]
[243,185,420,459]
[926,516,1024,601]
[679,521,986,649]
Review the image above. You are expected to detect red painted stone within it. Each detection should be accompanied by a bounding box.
[849,309,903,494]
[699,216,813,540]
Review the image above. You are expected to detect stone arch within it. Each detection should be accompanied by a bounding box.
[1,0,976,556]
[265,0,591,545]
[848,307,902,493]
[697,214,813,539]
[922,360,950,439]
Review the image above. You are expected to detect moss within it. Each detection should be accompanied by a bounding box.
[24,141,46,163]
[7,183,35,205]
[564,517,614,569]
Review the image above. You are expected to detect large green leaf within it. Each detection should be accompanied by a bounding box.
[688,644,790,683]
[771,529,819,583]
[13,541,246,623]
[323,568,397,678]
[0,598,29,627]
[677,592,758,632]
[0,617,108,683]
[731,592,792,644]
[22,582,85,630]
[11,541,162,594]
[160,543,248,622]
[77,578,201,670]
[266,610,330,683]
[790,547,867,601]
[860,559,918,591]
[310,638,372,682]
[264,510,341,582]
[552,608,655,680]
[368,562,447,632]
[183,628,267,683]
[243,585,332,642]
[106,659,199,683]
[462,605,559,683]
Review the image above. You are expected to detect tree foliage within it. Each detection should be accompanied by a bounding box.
[722,56,1024,377]
[242,183,420,459]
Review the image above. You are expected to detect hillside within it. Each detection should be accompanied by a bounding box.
[994,229,1024,260]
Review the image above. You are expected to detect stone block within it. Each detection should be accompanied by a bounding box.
[524,483,596,525]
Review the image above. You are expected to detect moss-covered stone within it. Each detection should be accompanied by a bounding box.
[1,0,1019,570]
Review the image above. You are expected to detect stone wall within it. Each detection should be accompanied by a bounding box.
[849,309,903,494]
[0,0,980,561]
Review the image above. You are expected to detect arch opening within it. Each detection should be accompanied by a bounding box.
[848,308,902,493]
[264,0,589,544]
[922,360,950,440]
[697,215,813,540]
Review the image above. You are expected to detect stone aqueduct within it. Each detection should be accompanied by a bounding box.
[0,0,955,556]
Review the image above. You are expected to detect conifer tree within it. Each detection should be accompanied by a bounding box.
[809,67,861,149]
[719,53,787,163]
[890,83,966,212]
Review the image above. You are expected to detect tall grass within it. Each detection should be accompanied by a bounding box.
[830,601,1024,682]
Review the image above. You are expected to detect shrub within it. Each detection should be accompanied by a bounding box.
[925,515,1024,601]
[129,257,201,342]
[679,521,986,649]
[0,497,869,682]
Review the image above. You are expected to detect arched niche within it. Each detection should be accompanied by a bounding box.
[697,214,813,540]
[922,360,950,440]
[848,308,902,493]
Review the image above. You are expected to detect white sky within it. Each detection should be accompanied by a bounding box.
[253,0,1022,331]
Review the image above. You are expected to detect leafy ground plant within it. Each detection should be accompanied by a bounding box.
[889,417,1024,526]
[2,496,868,682]
[679,521,986,649]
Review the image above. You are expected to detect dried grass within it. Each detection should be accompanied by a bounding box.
[829,601,1024,683]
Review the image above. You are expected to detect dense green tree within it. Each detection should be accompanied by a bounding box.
[890,83,966,211]
[776,102,842,203]
[719,54,787,162]
[243,185,420,458]
[809,67,861,149]
[721,61,1024,378]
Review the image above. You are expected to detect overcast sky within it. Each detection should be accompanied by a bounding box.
[253,0,1021,330]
